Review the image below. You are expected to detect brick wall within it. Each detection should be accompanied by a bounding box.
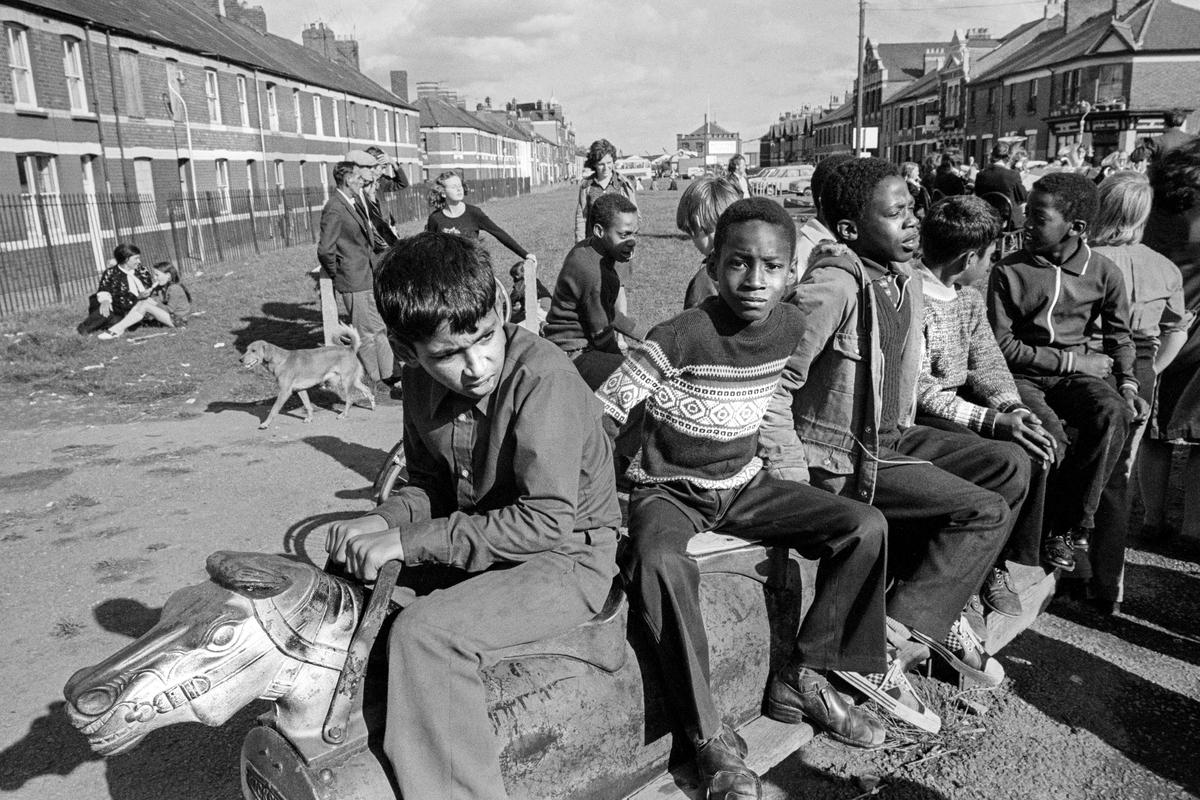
[1131,61,1200,109]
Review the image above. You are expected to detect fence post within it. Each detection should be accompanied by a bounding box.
[247,193,261,255]
[279,188,291,248]
[204,191,224,261]
[168,203,185,269]
[33,194,64,303]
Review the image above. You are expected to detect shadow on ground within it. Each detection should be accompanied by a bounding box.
[230,300,324,355]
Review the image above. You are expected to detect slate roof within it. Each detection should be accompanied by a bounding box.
[814,101,855,125]
[13,0,413,109]
[875,41,950,79]
[417,97,532,140]
[685,120,735,137]
[887,69,941,104]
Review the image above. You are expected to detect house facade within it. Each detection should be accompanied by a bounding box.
[416,96,529,183]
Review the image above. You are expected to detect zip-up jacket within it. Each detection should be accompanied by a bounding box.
[759,244,925,504]
[987,240,1137,389]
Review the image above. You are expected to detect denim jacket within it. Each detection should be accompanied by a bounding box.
[759,243,925,503]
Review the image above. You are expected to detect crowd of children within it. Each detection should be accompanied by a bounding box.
[319,144,1196,800]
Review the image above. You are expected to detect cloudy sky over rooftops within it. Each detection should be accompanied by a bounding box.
[257,0,1200,155]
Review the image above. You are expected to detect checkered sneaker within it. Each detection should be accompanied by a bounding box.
[911,614,1006,687]
[834,660,941,734]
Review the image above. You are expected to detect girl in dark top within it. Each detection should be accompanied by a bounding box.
[425,171,537,272]
[94,243,176,340]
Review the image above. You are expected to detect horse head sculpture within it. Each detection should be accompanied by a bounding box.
[63,552,362,758]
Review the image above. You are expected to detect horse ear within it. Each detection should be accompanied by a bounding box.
[206,551,294,598]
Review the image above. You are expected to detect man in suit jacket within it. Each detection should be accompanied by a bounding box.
[1153,109,1195,156]
[973,143,1028,228]
[317,160,394,384]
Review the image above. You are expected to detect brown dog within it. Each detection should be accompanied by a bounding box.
[240,325,376,429]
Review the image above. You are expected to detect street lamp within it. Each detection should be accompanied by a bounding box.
[167,73,206,260]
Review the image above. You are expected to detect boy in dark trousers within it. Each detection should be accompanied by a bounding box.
[988,171,1148,578]
[545,192,647,389]
[760,158,1025,696]
[600,198,912,800]
[325,232,621,800]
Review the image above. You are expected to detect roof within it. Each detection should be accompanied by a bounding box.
[887,69,941,104]
[685,120,735,137]
[813,101,855,126]
[873,41,949,80]
[17,0,414,109]
[974,0,1200,82]
[417,97,532,141]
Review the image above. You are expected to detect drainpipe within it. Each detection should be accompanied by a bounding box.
[81,24,113,196]
[102,30,132,196]
[252,69,271,209]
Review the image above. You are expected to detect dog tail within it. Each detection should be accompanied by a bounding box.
[334,323,363,352]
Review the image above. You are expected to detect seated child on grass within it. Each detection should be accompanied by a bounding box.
[676,175,742,308]
[915,196,1058,617]
[987,171,1148,581]
[325,231,621,800]
[598,197,895,800]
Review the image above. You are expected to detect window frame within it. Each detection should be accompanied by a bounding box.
[119,49,144,117]
[7,25,37,108]
[214,158,231,213]
[62,37,87,113]
[266,83,279,131]
[312,94,324,136]
[205,68,222,124]
[236,74,249,126]
[292,89,302,134]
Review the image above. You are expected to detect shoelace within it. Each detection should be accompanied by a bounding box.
[861,658,924,707]
[944,614,984,657]
[992,567,1013,592]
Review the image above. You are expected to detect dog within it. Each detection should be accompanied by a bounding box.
[240,325,376,429]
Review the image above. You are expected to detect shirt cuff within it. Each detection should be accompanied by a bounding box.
[97,291,112,304]
[396,519,452,566]
[1119,380,1139,393]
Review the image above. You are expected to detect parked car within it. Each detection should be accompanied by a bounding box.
[747,168,780,195]
[751,165,815,196]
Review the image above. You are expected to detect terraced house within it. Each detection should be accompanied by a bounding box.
[0,0,418,310]
[416,95,530,183]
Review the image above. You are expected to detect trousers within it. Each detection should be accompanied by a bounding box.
[384,531,617,800]
[337,289,394,382]
[623,470,888,742]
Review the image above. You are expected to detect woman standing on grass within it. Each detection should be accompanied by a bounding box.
[575,138,637,241]
[727,154,751,199]
[94,243,175,340]
[425,170,536,272]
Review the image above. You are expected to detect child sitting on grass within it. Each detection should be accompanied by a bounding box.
[325,231,621,800]
[987,171,1148,582]
[676,175,742,308]
[599,197,897,800]
[915,196,1058,617]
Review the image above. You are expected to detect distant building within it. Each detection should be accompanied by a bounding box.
[677,116,740,168]
[510,97,577,181]
[416,96,527,182]
[759,106,825,166]
[812,101,856,160]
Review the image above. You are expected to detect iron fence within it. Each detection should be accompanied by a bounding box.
[0,177,531,317]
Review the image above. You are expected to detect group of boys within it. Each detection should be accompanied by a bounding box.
[323,154,1140,800]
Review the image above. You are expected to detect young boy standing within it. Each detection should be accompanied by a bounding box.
[761,158,1024,692]
[600,198,914,800]
[988,172,1148,578]
[325,232,621,800]
[915,196,1058,616]
[546,192,647,389]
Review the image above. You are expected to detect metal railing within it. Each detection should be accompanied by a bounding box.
[0,177,532,317]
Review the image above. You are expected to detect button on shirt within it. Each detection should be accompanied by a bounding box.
[373,324,621,572]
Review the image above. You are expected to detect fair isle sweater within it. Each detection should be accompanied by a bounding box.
[597,296,804,489]
[918,275,1027,435]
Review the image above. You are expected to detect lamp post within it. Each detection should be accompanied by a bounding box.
[167,75,206,261]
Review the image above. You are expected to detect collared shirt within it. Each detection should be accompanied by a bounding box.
[373,324,621,572]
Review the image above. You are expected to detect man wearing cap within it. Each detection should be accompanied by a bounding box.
[345,149,395,258]
[317,159,394,387]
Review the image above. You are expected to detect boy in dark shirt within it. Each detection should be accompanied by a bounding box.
[988,172,1148,578]
[600,198,911,800]
[545,192,647,389]
[325,232,621,800]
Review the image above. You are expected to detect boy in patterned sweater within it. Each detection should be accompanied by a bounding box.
[598,198,899,800]
[916,196,1058,617]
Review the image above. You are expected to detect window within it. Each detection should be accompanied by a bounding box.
[119,50,143,116]
[986,87,997,114]
[266,83,278,130]
[63,38,87,112]
[368,106,376,140]
[236,75,249,126]
[1060,69,1080,105]
[292,89,301,133]
[16,154,64,239]
[319,160,329,200]
[453,132,463,152]
[246,160,257,204]
[1097,64,1124,102]
[312,95,323,136]
[133,158,155,200]
[332,99,340,138]
[969,89,977,120]
[205,69,222,124]
[214,159,230,212]
[420,131,427,153]
[1027,79,1039,112]
[1006,84,1016,116]
[348,101,356,138]
[7,26,36,107]
[165,60,182,120]
[381,109,389,142]
[273,159,285,193]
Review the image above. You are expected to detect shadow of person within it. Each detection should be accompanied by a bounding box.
[0,701,100,790]
[302,435,390,484]
[229,299,324,354]
[764,760,952,799]
[1004,629,1200,794]
[93,598,162,638]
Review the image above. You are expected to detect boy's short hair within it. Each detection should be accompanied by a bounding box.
[333,161,356,186]
[591,192,638,230]
[820,157,901,229]
[920,196,1001,265]
[675,176,741,236]
[711,196,797,259]
[374,231,496,345]
[810,154,854,212]
[1032,171,1099,225]
[585,139,618,170]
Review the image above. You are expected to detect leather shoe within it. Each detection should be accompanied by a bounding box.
[694,724,759,800]
[766,666,885,748]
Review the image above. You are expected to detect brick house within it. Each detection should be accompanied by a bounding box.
[811,101,855,161]
[759,107,823,167]
[676,117,740,170]
[861,38,954,155]
[416,96,528,183]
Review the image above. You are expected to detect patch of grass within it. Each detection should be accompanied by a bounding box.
[52,617,85,638]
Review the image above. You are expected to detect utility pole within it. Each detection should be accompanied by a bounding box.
[855,0,866,155]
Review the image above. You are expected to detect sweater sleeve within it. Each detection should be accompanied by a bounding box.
[595,325,675,440]
[1099,264,1138,388]
[575,184,589,242]
[962,287,1025,414]
[1160,261,1193,335]
[471,206,529,258]
[987,264,1072,375]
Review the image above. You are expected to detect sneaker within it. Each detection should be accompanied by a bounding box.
[1068,528,1093,581]
[1042,535,1075,572]
[834,658,941,734]
[96,330,121,341]
[766,666,886,748]
[982,567,1022,618]
[693,723,760,800]
[909,614,1006,687]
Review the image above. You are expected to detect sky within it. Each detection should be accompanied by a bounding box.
[254,0,1200,155]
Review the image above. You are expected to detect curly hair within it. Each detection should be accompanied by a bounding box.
[711,196,797,259]
[820,157,901,228]
[591,192,638,231]
[112,242,141,265]
[584,139,618,171]
[811,154,854,214]
[1032,171,1099,226]
[427,170,468,211]
[920,196,1001,266]
[1149,138,1200,215]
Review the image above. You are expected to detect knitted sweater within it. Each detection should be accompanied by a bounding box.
[918,277,1026,435]
[597,296,804,489]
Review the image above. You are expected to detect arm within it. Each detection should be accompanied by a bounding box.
[962,288,1025,415]
[1098,265,1138,390]
[595,329,674,441]
[574,263,622,353]
[917,333,999,432]
[1155,264,1194,373]
[987,265,1073,375]
[471,206,529,258]
[575,184,589,242]
[425,211,438,233]
[611,286,647,341]
[316,206,341,279]
[96,267,119,311]
[390,164,410,190]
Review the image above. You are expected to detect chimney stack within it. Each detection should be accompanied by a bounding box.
[390,70,409,102]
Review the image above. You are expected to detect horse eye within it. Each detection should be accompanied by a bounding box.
[208,623,237,650]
